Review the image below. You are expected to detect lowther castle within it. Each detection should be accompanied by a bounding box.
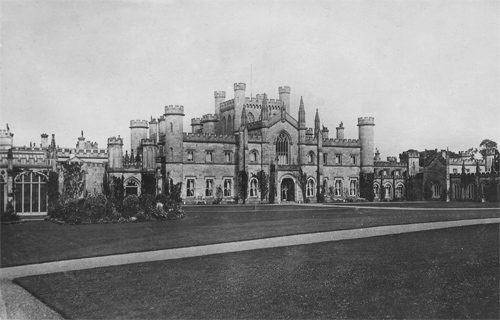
[1,82,499,214]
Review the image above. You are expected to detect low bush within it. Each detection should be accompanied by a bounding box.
[47,191,185,225]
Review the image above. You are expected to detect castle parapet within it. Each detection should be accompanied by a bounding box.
[183,132,236,143]
[357,117,375,126]
[201,114,219,122]
[141,138,156,146]
[234,83,246,91]
[108,136,124,145]
[130,120,149,128]
[279,86,291,94]
[191,118,202,125]
[248,133,262,142]
[214,91,226,98]
[164,105,185,116]
[322,138,360,147]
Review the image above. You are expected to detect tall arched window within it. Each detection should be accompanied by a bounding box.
[250,178,258,197]
[308,151,315,164]
[432,182,441,198]
[453,183,460,200]
[15,172,47,213]
[170,123,173,133]
[248,112,255,123]
[396,184,404,198]
[349,180,357,196]
[384,184,392,198]
[276,132,290,165]
[373,184,380,198]
[307,179,315,197]
[335,180,342,196]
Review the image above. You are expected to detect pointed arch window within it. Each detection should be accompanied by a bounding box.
[276,132,290,165]
[248,112,255,123]
[125,179,139,196]
[306,179,315,197]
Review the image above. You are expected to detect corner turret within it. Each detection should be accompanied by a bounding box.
[357,117,375,173]
[41,133,49,149]
[130,120,149,155]
[279,86,290,114]
[233,83,246,132]
[163,105,185,162]
[214,91,226,117]
[107,136,124,169]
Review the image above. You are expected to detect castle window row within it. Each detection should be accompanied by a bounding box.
[186,150,234,163]
[185,178,233,198]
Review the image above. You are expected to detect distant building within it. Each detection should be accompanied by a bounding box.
[1,82,499,215]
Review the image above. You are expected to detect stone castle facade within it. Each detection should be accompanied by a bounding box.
[1,82,499,215]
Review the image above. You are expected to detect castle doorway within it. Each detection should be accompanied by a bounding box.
[281,178,295,202]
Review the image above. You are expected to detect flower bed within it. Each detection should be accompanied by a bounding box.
[47,193,185,225]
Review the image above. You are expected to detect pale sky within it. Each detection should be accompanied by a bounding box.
[2,0,499,159]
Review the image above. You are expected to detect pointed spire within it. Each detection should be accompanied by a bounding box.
[262,93,269,121]
[298,96,305,125]
[241,105,248,127]
[314,109,320,139]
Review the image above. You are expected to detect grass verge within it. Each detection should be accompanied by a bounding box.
[14,224,499,319]
[2,205,499,267]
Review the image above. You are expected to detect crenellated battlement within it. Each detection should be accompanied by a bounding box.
[130,120,149,128]
[374,160,406,167]
[164,105,185,116]
[108,136,124,145]
[279,86,291,94]
[406,150,419,158]
[214,91,226,98]
[183,132,236,143]
[322,138,360,147]
[149,118,157,124]
[191,118,202,125]
[220,99,235,112]
[357,117,375,126]
[234,83,246,91]
[141,138,156,146]
[201,114,219,122]
[57,148,108,157]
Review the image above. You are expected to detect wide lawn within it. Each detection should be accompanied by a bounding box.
[2,204,499,267]
[14,224,499,319]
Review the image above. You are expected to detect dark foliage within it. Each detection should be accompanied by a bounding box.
[359,172,375,202]
[237,170,249,204]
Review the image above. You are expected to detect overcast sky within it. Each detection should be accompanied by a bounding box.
[2,0,499,158]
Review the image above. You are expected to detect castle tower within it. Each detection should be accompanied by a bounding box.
[149,118,158,143]
[191,118,202,133]
[233,83,246,133]
[107,136,124,169]
[201,114,218,134]
[141,138,157,171]
[41,133,49,148]
[279,86,291,114]
[164,105,185,162]
[336,122,344,139]
[406,150,420,177]
[158,116,166,142]
[357,117,375,173]
[130,120,149,155]
[214,91,226,117]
